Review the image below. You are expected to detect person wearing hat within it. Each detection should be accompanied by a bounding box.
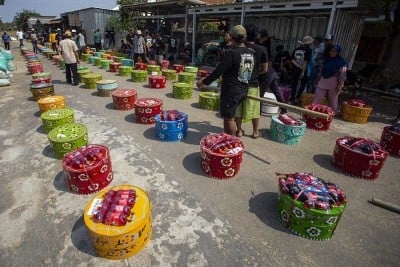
[197,25,256,136]
[133,30,146,63]
[58,30,80,86]
[166,33,178,64]
[290,35,313,105]
[312,44,347,113]
[323,34,334,58]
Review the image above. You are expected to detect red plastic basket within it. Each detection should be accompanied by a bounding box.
[303,104,335,131]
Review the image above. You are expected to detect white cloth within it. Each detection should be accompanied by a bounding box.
[16,31,23,40]
[59,38,79,64]
[78,33,86,47]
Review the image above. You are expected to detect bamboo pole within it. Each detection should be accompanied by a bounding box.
[201,86,331,119]
[369,198,400,214]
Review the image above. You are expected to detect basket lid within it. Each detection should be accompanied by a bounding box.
[112,89,137,97]
[38,95,65,104]
[41,108,74,120]
[62,144,109,172]
[135,97,163,107]
[48,123,87,142]
[173,82,191,88]
[96,79,117,85]
[30,83,53,89]
[82,73,102,79]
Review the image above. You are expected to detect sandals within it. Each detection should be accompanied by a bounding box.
[236,130,244,138]
[251,131,261,139]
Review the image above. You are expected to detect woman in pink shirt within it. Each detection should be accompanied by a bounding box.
[312,45,347,113]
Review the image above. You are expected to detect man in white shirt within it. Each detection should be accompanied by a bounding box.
[16,30,24,48]
[58,31,80,86]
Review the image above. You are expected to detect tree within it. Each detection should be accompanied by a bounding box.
[13,9,40,31]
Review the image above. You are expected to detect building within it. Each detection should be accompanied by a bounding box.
[61,7,121,48]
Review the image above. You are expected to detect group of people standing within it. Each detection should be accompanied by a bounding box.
[196,24,348,138]
[122,29,190,66]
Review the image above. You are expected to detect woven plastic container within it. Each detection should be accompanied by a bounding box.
[277,173,347,240]
[31,77,52,84]
[135,98,163,124]
[62,144,113,195]
[41,108,75,133]
[81,54,90,62]
[172,82,192,99]
[37,95,66,113]
[47,123,88,159]
[30,83,55,100]
[110,62,122,73]
[147,64,160,75]
[200,133,244,179]
[94,57,103,67]
[89,56,98,65]
[380,124,400,157]
[112,89,137,110]
[119,66,132,77]
[96,80,118,97]
[114,56,123,63]
[83,73,103,89]
[184,66,198,75]
[94,52,104,58]
[154,112,188,142]
[28,63,43,74]
[52,55,62,65]
[300,93,327,108]
[135,62,147,70]
[303,104,335,131]
[269,115,306,145]
[148,75,166,89]
[199,92,220,111]
[198,69,211,79]
[341,101,373,124]
[172,64,184,73]
[332,137,389,180]
[178,72,196,87]
[84,185,152,260]
[122,58,134,67]
[101,53,110,59]
[129,70,146,82]
[77,69,92,83]
[100,59,112,70]
[162,69,177,81]
[32,72,51,80]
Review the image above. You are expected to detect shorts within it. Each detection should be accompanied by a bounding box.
[235,86,260,121]
[220,92,248,119]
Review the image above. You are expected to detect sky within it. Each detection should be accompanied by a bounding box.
[0,0,118,23]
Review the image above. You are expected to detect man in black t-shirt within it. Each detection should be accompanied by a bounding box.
[197,25,255,136]
[290,35,313,105]
[166,34,178,63]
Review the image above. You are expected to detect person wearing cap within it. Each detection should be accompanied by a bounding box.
[290,35,313,105]
[312,44,347,113]
[58,30,80,86]
[77,29,87,57]
[56,28,63,47]
[234,24,269,139]
[133,30,146,63]
[197,25,256,136]
[94,29,102,51]
[30,29,38,54]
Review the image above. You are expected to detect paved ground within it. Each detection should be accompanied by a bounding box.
[1,42,399,267]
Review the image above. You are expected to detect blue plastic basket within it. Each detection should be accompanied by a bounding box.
[154,112,188,142]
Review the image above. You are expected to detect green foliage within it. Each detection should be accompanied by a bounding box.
[198,21,220,32]
[13,9,40,31]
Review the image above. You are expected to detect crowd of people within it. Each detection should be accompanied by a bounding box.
[197,24,351,138]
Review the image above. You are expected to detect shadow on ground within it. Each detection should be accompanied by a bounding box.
[182,152,204,176]
[248,191,291,234]
[53,171,70,193]
[71,216,99,258]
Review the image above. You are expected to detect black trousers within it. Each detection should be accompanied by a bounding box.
[65,63,78,84]
[290,67,308,101]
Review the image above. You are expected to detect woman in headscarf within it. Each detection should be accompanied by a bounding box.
[312,45,347,113]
